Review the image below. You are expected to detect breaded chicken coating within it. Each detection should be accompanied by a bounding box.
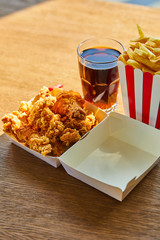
[2,87,97,156]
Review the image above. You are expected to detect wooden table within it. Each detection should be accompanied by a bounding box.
[0,0,160,239]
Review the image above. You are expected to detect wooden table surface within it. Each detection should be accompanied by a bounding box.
[0,0,160,239]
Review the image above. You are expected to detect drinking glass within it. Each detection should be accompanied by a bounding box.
[77,38,125,113]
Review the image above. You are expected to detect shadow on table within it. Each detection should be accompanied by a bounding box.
[0,0,48,18]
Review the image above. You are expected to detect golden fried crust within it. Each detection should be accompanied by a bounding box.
[56,91,85,105]
[45,114,65,143]
[28,134,52,156]
[2,113,22,134]
[16,125,35,142]
[63,113,96,136]
[2,87,97,157]
[18,101,32,114]
[52,90,86,120]
[51,141,66,156]
[60,128,81,146]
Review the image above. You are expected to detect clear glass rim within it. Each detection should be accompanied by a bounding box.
[77,37,125,64]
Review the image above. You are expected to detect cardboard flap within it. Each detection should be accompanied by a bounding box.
[60,112,160,200]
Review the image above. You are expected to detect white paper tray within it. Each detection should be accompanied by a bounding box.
[5,101,107,168]
[59,112,160,201]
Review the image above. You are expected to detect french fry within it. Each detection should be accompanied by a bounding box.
[133,52,160,72]
[142,66,154,75]
[127,48,135,59]
[123,51,129,61]
[149,37,160,46]
[134,48,148,58]
[127,59,143,69]
[118,54,127,65]
[144,45,156,54]
[145,39,157,48]
[149,56,160,63]
[150,47,160,56]
[130,36,149,43]
[139,43,155,58]
[129,42,140,49]
[137,24,144,38]
[155,71,160,75]
[118,25,160,74]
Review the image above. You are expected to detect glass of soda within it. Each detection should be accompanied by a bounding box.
[77,38,125,113]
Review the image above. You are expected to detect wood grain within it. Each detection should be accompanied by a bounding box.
[1,133,160,240]
[0,0,160,239]
[1,0,160,133]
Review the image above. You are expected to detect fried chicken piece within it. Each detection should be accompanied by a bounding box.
[32,87,56,105]
[60,128,81,146]
[16,125,35,142]
[28,102,54,130]
[28,87,56,126]
[39,86,51,98]
[79,113,97,135]
[18,101,32,115]
[51,141,66,156]
[2,86,98,157]
[52,91,86,120]
[28,133,52,156]
[45,114,65,143]
[11,110,28,124]
[63,113,96,136]
[34,86,51,99]
[2,113,35,142]
[2,113,22,134]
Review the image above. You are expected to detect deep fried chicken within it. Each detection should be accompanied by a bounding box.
[28,134,52,156]
[60,128,81,146]
[52,90,86,120]
[51,140,66,156]
[63,113,96,136]
[2,87,98,157]
[45,114,65,143]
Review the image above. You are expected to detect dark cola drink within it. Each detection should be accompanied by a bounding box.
[78,47,121,110]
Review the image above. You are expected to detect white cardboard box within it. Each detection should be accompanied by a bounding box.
[5,101,107,168]
[59,112,160,201]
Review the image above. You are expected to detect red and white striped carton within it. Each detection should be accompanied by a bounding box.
[118,61,160,129]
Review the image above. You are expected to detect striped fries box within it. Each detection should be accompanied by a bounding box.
[118,61,160,129]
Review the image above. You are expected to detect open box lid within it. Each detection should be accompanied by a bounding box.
[59,112,160,201]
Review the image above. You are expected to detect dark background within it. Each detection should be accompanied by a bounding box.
[0,0,47,17]
[0,0,159,18]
